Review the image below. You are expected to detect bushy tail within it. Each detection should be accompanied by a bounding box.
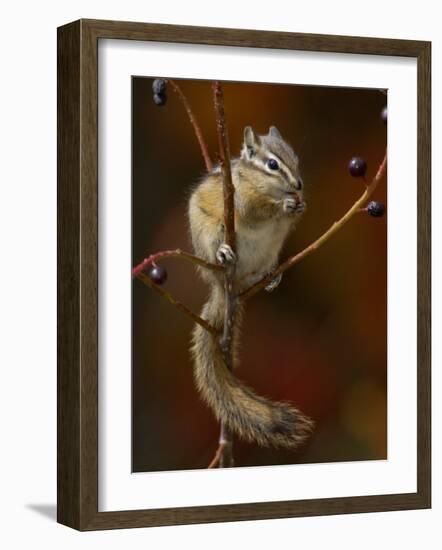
[191,287,314,448]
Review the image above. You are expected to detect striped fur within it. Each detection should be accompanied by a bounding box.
[189,126,314,449]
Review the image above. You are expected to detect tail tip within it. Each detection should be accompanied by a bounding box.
[270,407,315,448]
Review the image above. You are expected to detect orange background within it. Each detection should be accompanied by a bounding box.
[132,78,387,472]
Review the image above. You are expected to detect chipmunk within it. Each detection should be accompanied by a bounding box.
[188,126,314,448]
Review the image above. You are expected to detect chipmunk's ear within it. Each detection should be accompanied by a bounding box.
[243,126,261,156]
[269,126,283,140]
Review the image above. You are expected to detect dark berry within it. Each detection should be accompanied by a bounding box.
[348,157,367,178]
[367,201,385,217]
[147,265,168,285]
[153,92,167,106]
[381,106,388,125]
[267,158,279,170]
[152,78,167,95]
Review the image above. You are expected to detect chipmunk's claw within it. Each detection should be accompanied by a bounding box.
[283,197,306,215]
[216,243,236,265]
[265,272,283,292]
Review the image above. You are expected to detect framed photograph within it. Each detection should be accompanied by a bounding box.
[57,19,431,530]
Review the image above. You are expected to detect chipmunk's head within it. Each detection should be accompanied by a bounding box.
[240,126,303,194]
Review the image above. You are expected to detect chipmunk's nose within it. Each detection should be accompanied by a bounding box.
[289,176,303,191]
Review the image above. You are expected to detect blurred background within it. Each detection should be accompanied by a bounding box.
[132,77,387,472]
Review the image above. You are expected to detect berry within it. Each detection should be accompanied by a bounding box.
[153,92,167,106]
[367,201,385,217]
[348,157,367,178]
[147,264,168,285]
[152,78,167,95]
[381,106,388,125]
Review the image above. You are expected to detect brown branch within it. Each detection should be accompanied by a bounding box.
[207,441,226,469]
[207,423,233,468]
[213,81,237,368]
[239,150,388,302]
[213,82,236,251]
[169,79,213,173]
[217,421,234,467]
[210,81,237,468]
[136,272,218,336]
[132,248,223,278]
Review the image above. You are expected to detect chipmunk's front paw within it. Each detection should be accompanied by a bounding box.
[216,243,236,265]
[265,273,282,292]
[283,196,306,215]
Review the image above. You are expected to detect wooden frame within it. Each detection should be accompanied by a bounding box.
[57,18,431,531]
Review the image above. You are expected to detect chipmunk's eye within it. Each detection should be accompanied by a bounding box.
[267,158,279,170]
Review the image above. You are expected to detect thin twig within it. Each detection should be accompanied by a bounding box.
[213,82,236,251]
[213,81,237,364]
[136,272,218,336]
[169,79,213,173]
[239,150,388,302]
[207,422,234,468]
[211,81,237,468]
[207,442,226,469]
[132,248,223,278]
[217,420,234,467]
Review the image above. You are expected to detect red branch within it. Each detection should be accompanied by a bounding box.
[169,79,213,173]
[132,249,223,278]
[136,272,218,336]
[210,81,237,468]
[212,82,236,251]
